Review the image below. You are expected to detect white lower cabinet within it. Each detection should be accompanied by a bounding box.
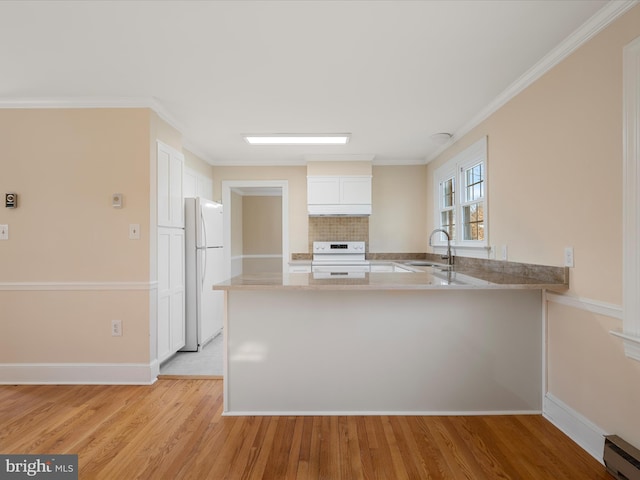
[370,264,393,272]
[158,227,185,363]
[371,264,414,273]
[289,264,312,273]
[393,265,413,272]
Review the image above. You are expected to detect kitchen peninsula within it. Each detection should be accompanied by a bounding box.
[214,263,568,416]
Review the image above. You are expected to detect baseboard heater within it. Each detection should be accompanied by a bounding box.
[604,435,640,480]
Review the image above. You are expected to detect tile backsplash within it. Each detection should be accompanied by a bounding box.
[308,217,369,252]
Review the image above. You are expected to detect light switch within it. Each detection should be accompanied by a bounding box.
[129,224,140,240]
[111,320,122,337]
[0,224,8,240]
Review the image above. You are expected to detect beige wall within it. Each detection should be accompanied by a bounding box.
[212,166,308,254]
[213,164,426,254]
[0,109,153,363]
[183,148,214,179]
[150,111,181,153]
[427,5,640,446]
[307,161,372,176]
[370,165,428,253]
[242,196,282,255]
[547,303,640,446]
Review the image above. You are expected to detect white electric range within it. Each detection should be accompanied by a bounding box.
[311,241,370,278]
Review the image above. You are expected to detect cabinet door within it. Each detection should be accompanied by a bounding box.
[197,176,214,201]
[289,264,312,273]
[307,177,340,204]
[340,176,371,205]
[170,230,185,351]
[185,166,214,201]
[157,229,171,362]
[170,152,184,227]
[158,227,185,362]
[370,264,393,272]
[183,168,198,199]
[393,265,413,273]
[157,146,171,227]
[157,142,184,228]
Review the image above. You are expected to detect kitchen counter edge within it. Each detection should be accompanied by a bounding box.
[213,268,569,292]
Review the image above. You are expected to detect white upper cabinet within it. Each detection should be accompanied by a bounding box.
[340,176,371,205]
[184,166,214,201]
[157,142,184,228]
[307,176,372,215]
[307,177,341,205]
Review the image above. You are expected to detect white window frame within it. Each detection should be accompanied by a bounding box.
[617,35,640,361]
[433,136,488,253]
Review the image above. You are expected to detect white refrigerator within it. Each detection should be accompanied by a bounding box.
[182,197,225,351]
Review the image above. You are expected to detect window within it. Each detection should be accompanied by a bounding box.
[433,136,487,248]
[620,36,640,362]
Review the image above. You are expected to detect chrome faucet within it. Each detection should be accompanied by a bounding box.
[429,228,453,265]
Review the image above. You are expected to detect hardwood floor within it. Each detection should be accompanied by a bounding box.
[0,379,609,479]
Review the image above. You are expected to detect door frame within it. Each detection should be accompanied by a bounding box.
[221,180,289,277]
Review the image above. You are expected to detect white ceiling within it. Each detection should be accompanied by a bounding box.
[0,0,627,166]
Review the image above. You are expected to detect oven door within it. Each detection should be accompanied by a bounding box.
[311,263,370,279]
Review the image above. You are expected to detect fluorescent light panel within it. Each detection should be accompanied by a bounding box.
[244,134,350,145]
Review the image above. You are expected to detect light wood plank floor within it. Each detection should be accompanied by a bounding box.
[0,379,609,479]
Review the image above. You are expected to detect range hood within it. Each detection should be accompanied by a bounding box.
[308,203,372,216]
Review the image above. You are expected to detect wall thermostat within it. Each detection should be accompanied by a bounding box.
[112,193,123,209]
[5,193,17,209]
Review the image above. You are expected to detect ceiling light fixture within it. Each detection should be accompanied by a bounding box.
[243,134,351,145]
[429,132,453,144]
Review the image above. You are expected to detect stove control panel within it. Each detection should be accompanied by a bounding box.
[313,241,365,254]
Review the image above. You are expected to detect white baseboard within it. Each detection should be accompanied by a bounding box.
[0,361,159,385]
[543,393,607,464]
[223,409,542,417]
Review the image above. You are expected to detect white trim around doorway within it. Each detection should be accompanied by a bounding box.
[221,180,290,277]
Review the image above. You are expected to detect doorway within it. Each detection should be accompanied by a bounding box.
[222,180,289,277]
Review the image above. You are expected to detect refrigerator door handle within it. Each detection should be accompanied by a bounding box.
[202,248,207,291]
[201,208,208,291]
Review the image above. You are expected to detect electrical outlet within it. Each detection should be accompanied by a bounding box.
[129,224,140,240]
[111,320,122,337]
[500,245,508,261]
[0,224,7,240]
[564,247,574,267]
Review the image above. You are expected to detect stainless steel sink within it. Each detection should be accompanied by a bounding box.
[404,261,450,268]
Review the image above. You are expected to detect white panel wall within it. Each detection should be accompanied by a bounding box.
[225,288,542,415]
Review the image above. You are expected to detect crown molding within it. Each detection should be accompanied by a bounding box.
[0,96,153,109]
[209,157,313,167]
[147,96,188,144]
[0,95,209,161]
[425,0,639,164]
[0,95,181,131]
[303,154,375,163]
[182,139,216,165]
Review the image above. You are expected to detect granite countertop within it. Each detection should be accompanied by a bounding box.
[214,259,569,292]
